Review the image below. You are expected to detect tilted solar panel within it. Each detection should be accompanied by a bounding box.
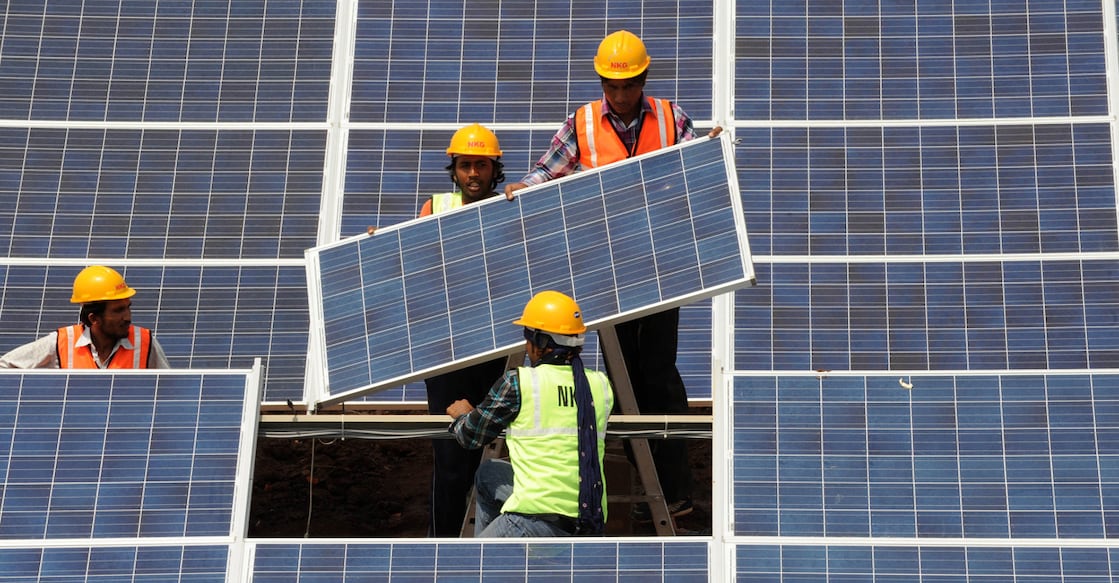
[306,135,754,407]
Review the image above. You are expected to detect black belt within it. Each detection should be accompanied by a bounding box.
[509,512,578,534]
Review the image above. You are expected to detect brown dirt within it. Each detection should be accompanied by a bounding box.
[248,414,713,538]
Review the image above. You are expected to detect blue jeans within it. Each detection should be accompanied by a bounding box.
[473,459,572,537]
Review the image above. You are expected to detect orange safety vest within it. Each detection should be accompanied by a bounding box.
[574,96,675,170]
[56,324,153,369]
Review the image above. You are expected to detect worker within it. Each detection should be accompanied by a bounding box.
[422,122,506,215]
[0,265,170,369]
[421,123,511,537]
[447,291,613,537]
[503,30,714,520]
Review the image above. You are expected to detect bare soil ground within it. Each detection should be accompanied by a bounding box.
[248,416,713,538]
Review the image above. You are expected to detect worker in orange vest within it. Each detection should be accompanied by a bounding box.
[0,265,169,369]
[504,30,721,521]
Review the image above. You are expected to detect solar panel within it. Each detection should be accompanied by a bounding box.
[0,128,326,260]
[0,1,334,122]
[736,545,1119,582]
[732,371,1119,539]
[0,544,232,583]
[736,124,1117,257]
[307,135,754,407]
[735,259,1119,372]
[340,127,720,404]
[251,540,709,580]
[349,4,714,124]
[0,370,259,539]
[735,2,1108,121]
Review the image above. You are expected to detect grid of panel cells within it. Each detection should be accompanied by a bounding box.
[0,264,309,404]
[350,1,714,124]
[0,372,250,539]
[735,260,1119,371]
[0,545,230,583]
[0,128,326,260]
[362,299,714,404]
[314,138,750,399]
[736,124,1117,257]
[737,545,1119,582]
[735,0,1108,121]
[0,0,334,122]
[732,373,1119,539]
[251,541,709,582]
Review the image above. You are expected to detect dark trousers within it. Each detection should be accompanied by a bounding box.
[607,307,694,502]
[424,357,507,537]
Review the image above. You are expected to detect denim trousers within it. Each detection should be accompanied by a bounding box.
[473,459,571,537]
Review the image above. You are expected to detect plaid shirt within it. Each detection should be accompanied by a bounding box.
[519,95,697,186]
[449,369,522,449]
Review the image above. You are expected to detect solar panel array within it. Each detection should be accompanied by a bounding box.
[2,0,1119,579]
[308,137,753,404]
[0,369,258,581]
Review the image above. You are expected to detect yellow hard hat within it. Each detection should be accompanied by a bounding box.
[446,123,502,158]
[513,290,587,338]
[70,265,136,304]
[594,30,650,79]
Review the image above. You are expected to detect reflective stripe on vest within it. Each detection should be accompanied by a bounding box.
[56,324,152,369]
[430,192,464,215]
[501,364,613,518]
[575,97,675,170]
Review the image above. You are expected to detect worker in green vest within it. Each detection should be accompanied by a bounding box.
[422,123,511,536]
[420,122,505,216]
[447,291,613,536]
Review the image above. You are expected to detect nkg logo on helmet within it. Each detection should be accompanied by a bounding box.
[467,140,486,149]
[609,62,629,71]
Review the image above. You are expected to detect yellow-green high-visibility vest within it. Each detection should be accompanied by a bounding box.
[430,192,463,214]
[501,364,613,518]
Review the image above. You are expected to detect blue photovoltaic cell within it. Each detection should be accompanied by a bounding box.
[310,136,753,403]
[735,1,1108,121]
[0,263,308,405]
[353,299,714,404]
[350,1,713,124]
[737,545,1119,582]
[252,540,708,581]
[0,372,252,539]
[735,260,1119,371]
[737,124,1117,257]
[0,128,326,260]
[0,1,334,122]
[0,545,231,582]
[732,373,1119,539]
